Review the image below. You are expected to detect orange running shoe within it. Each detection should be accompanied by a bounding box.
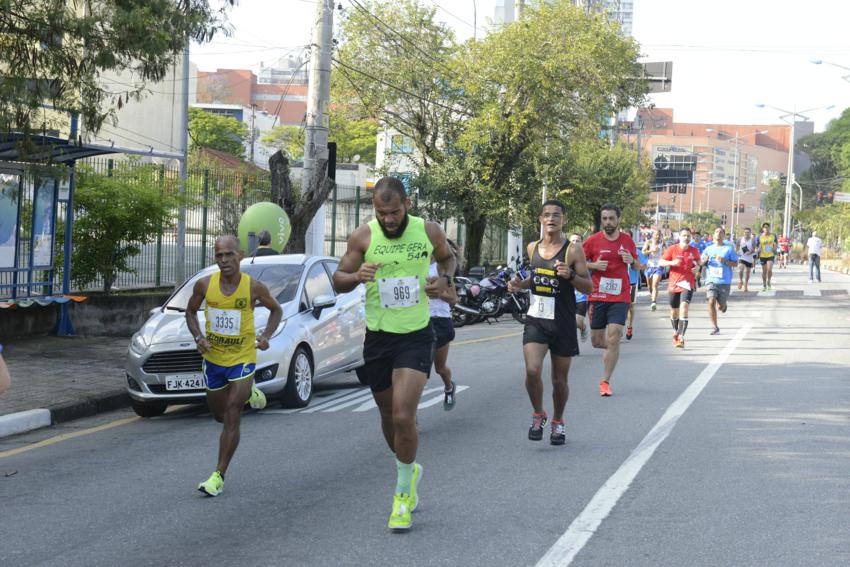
[599,380,612,397]
[675,336,685,349]
[672,333,679,346]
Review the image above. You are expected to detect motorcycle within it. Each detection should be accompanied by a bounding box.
[452,266,529,325]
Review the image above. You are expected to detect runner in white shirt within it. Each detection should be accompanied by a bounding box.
[736,227,756,292]
[806,230,823,283]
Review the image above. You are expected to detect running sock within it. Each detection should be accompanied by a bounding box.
[395,459,414,495]
[671,318,679,331]
[677,318,689,336]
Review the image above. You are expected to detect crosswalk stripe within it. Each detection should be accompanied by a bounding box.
[803,288,821,297]
[417,385,470,409]
[757,290,776,297]
[300,388,370,413]
[321,391,376,412]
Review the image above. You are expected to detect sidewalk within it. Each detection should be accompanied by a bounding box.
[0,336,131,438]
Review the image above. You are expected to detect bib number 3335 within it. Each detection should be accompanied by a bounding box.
[379,276,420,308]
[208,307,242,336]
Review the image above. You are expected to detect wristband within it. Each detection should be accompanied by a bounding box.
[441,274,453,285]
[194,335,204,343]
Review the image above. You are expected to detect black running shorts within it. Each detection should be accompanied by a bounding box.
[523,322,579,358]
[355,324,435,393]
[588,301,629,330]
[432,317,455,349]
[575,301,588,318]
[668,289,694,309]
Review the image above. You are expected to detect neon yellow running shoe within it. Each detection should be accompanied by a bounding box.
[197,471,224,497]
[388,493,412,532]
[409,463,423,512]
[248,385,267,410]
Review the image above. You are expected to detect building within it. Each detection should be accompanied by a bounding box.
[496,0,633,35]
[196,61,308,127]
[191,103,279,169]
[625,108,805,234]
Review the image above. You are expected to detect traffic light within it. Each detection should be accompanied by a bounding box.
[817,191,824,206]
[779,174,788,186]
[738,204,745,213]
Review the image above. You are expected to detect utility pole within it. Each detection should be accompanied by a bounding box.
[249,104,256,164]
[303,0,333,256]
[783,117,795,238]
[176,42,190,285]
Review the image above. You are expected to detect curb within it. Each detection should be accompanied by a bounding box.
[0,390,130,440]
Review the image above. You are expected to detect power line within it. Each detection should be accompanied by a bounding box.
[271,49,312,128]
[427,0,488,34]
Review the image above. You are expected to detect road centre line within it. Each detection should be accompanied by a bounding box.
[0,330,521,458]
[535,323,753,567]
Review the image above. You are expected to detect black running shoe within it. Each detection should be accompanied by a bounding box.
[550,421,566,445]
[528,413,548,441]
[443,382,456,411]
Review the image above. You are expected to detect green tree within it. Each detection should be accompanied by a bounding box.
[261,125,304,161]
[188,107,247,158]
[682,211,724,235]
[1,1,233,138]
[330,115,378,164]
[72,164,175,293]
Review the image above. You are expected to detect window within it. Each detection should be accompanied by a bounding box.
[303,263,335,306]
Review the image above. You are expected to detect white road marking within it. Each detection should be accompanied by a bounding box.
[300,388,370,413]
[803,288,821,297]
[535,323,753,567]
[417,385,470,409]
[757,290,776,297]
[321,391,376,412]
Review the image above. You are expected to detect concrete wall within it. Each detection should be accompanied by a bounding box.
[0,293,170,340]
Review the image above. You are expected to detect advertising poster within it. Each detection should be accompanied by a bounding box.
[32,179,57,267]
[0,173,21,269]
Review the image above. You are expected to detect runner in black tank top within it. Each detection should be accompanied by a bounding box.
[507,200,592,446]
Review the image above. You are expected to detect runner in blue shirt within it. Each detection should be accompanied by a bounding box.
[701,227,738,335]
[570,233,589,342]
[625,249,648,340]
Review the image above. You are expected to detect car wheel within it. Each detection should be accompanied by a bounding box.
[282,346,314,408]
[131,399,167,418]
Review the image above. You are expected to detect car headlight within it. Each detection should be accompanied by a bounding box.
[130,333,149,355]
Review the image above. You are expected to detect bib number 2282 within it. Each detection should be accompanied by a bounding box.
[599,277,622,295]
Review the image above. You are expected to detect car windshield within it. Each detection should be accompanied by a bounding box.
[164,263,303,311]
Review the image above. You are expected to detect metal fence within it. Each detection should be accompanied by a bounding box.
[2,158,509,300]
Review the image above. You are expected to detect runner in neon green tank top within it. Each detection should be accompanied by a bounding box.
[333,177,456,532]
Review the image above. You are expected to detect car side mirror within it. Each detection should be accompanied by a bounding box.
[312,294,336,318]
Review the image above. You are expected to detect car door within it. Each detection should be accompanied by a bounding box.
[301,261,344,376]
[323,260,366,367]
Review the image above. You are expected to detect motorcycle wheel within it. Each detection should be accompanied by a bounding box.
[451,308,467,328]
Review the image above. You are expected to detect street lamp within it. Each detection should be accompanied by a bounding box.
[705,128,768,237]
[811,59,850,83]
[755,103,835,239]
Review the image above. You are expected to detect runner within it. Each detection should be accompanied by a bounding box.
[642,229,665,311]
[582,204,640,396]
[625,248,648,340]
[737,227,756,292]
[701,227,738,335]
[807,230,823,283]
[332,177,456,532]
[756,222,777,290]
[659,227,701,349]
[508,200,591,443]
[778,233,792,269]
[429,239,460,411]
[186,235,283,497]
[569,233,589,343]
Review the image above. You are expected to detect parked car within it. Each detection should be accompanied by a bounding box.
[125,255,365,417]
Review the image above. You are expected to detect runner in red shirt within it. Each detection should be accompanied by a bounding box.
[582,203,640,397]
[659,227,702,349]
[778,233,791,269]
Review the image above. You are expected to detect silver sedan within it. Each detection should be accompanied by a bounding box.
[125,255,365,417]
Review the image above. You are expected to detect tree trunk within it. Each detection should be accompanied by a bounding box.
[463,211,488,270]
[270,150,334,254]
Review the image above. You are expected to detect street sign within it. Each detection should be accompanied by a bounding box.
[834,191,850,203]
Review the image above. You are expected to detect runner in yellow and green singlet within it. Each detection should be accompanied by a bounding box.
[757,222,777,291]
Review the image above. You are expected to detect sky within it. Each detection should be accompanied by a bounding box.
[191,0,850,131]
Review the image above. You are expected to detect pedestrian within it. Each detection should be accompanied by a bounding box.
[737,227,755,292]
[625,247,648,340]
[756,222,777,290]
[332,177,456,532]
[0,344,10,395]
[186,235,283,497]
[582,203,640,397]
[701,227,738,335]
[252,230,279,256]
[569,233,589,343]
[429,239,460,411]
[508,200,591,444]
[807,230,823,283]
[659,227,701,349]
[642,229,665,311]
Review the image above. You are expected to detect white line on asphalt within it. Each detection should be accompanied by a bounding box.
[416,385,470,409]
[803,288,821,297]
[299,388,371,413]
[321,391,377,413]
[535,323,753,567]
[757,290,776,297]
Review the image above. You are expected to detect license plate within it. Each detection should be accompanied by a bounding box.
[165,373,206,391]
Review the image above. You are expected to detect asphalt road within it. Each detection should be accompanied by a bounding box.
[2,265,849,567]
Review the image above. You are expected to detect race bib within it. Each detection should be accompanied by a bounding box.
[709,266,724,279]
[678,280,692,291]
[530,294,555,320]
[378,276,420,308]
[208,307,241,336]
[599,277,622,295]
[763,245,773,253]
